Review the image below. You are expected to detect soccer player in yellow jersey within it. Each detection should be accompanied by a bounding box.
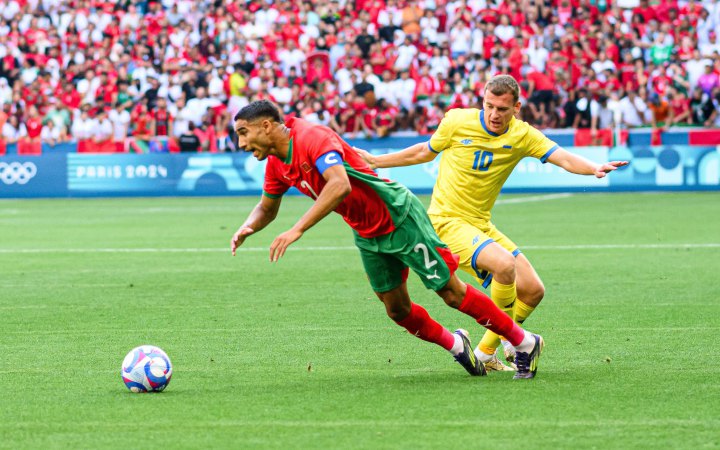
[357,75,628,372]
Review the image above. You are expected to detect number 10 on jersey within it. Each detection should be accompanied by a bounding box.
[472,150,493,171]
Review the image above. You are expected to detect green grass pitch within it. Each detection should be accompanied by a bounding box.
[1,192,719,449]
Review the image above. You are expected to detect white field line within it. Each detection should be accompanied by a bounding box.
[495,193,574,204]
[0,418,717,428]
[1,243,719,254]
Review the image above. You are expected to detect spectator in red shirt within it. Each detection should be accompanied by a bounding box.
[152,97,174,138]
[603,70,622,93]
[132,103,154,141]
[667,87,692,125]
[525,68,555,125]
[633,0,658,24]
[24,105,43,144]
[95,72,118,110]
[194,113,218,153]
[338,91,364,138]
[59,83,82,110]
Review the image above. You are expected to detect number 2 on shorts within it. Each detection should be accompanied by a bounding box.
[414,243,440,280]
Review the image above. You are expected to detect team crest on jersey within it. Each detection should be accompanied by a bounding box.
[461,139,473,145]
[301,162,312,173]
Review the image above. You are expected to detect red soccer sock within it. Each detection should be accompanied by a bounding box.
[458,285,525,346]
[395,302,455,351]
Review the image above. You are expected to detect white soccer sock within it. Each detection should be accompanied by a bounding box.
[450,333,464,356]
[474,347,494,363]
[515,331,536,353]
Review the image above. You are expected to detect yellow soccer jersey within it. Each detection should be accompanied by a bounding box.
[427,108,559,221]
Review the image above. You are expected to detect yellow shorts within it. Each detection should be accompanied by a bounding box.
[429,214,521,288]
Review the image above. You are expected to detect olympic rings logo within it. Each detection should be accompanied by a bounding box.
[0,162,38,185]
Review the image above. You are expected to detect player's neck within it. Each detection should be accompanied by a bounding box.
[273,125,292,160]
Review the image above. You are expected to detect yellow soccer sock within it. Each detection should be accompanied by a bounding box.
[478,280,517,355]
[478,332,502,356]
[513,300,536,325]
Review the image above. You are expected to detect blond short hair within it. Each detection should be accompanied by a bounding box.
[485,75,520,103]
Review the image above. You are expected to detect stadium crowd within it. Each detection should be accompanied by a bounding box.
[1,0,720,152]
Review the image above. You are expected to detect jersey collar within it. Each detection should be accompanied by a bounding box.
[479,110,511,136]
[283,137,293,165]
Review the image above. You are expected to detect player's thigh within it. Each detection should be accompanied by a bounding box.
[478,222,521,271]
[431,215,517,281]
[356,244,408,294]
[514,253,545,304]
[391,207,458,292]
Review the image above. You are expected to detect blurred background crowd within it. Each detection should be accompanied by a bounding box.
[1,0,720,152]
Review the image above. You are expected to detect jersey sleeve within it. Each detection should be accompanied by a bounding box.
[524,125,560,163]
[428,109,460,153]
[304,127,346,164]
[314,151,344,175]
[262,157,290,198]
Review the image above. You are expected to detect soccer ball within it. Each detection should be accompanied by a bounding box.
[121,345,173,393]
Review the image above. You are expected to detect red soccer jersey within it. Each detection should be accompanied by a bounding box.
[153,108,173,136]
[26,117,43,138]
[527,71,554,91]
[262,117,410,238]
[671,96,689,116]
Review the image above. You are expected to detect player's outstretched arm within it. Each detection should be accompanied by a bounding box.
[354,142,437,170]
[269,164,351,262]
[546,148,629,179]
[231,195,282,256]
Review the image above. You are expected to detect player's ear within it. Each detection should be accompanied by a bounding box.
[260,118,272,134]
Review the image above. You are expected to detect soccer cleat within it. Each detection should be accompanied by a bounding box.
[453,329,486,376]
[501,339,516,364]
[513,334,544,379]
[482,351,516,372]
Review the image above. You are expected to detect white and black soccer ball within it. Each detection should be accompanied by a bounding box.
[121,345,173,393]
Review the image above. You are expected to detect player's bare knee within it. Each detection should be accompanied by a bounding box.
[520,281,545,306]
[441,292,463,308]
[530,282,545,304]
[384,302,411,321]
[377,289,412,321]
[436,278,466,309]
[493,254,516,283]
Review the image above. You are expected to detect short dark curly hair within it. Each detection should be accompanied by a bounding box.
[233,99,283,123]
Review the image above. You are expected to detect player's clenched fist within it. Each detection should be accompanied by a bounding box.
[231,226,254,256]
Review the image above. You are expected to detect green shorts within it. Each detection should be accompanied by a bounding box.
[354,196,459,293]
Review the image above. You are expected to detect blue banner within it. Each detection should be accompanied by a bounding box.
[1,145,719,198]
[0,154,67,197]
[64,153,266,197]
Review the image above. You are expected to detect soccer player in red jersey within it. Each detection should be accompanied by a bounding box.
[230,100,544,379]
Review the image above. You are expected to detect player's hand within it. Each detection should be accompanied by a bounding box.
[269,228,303,262]
[230,226,254,256]
[594,161,629,178]
[353,146,376,169]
